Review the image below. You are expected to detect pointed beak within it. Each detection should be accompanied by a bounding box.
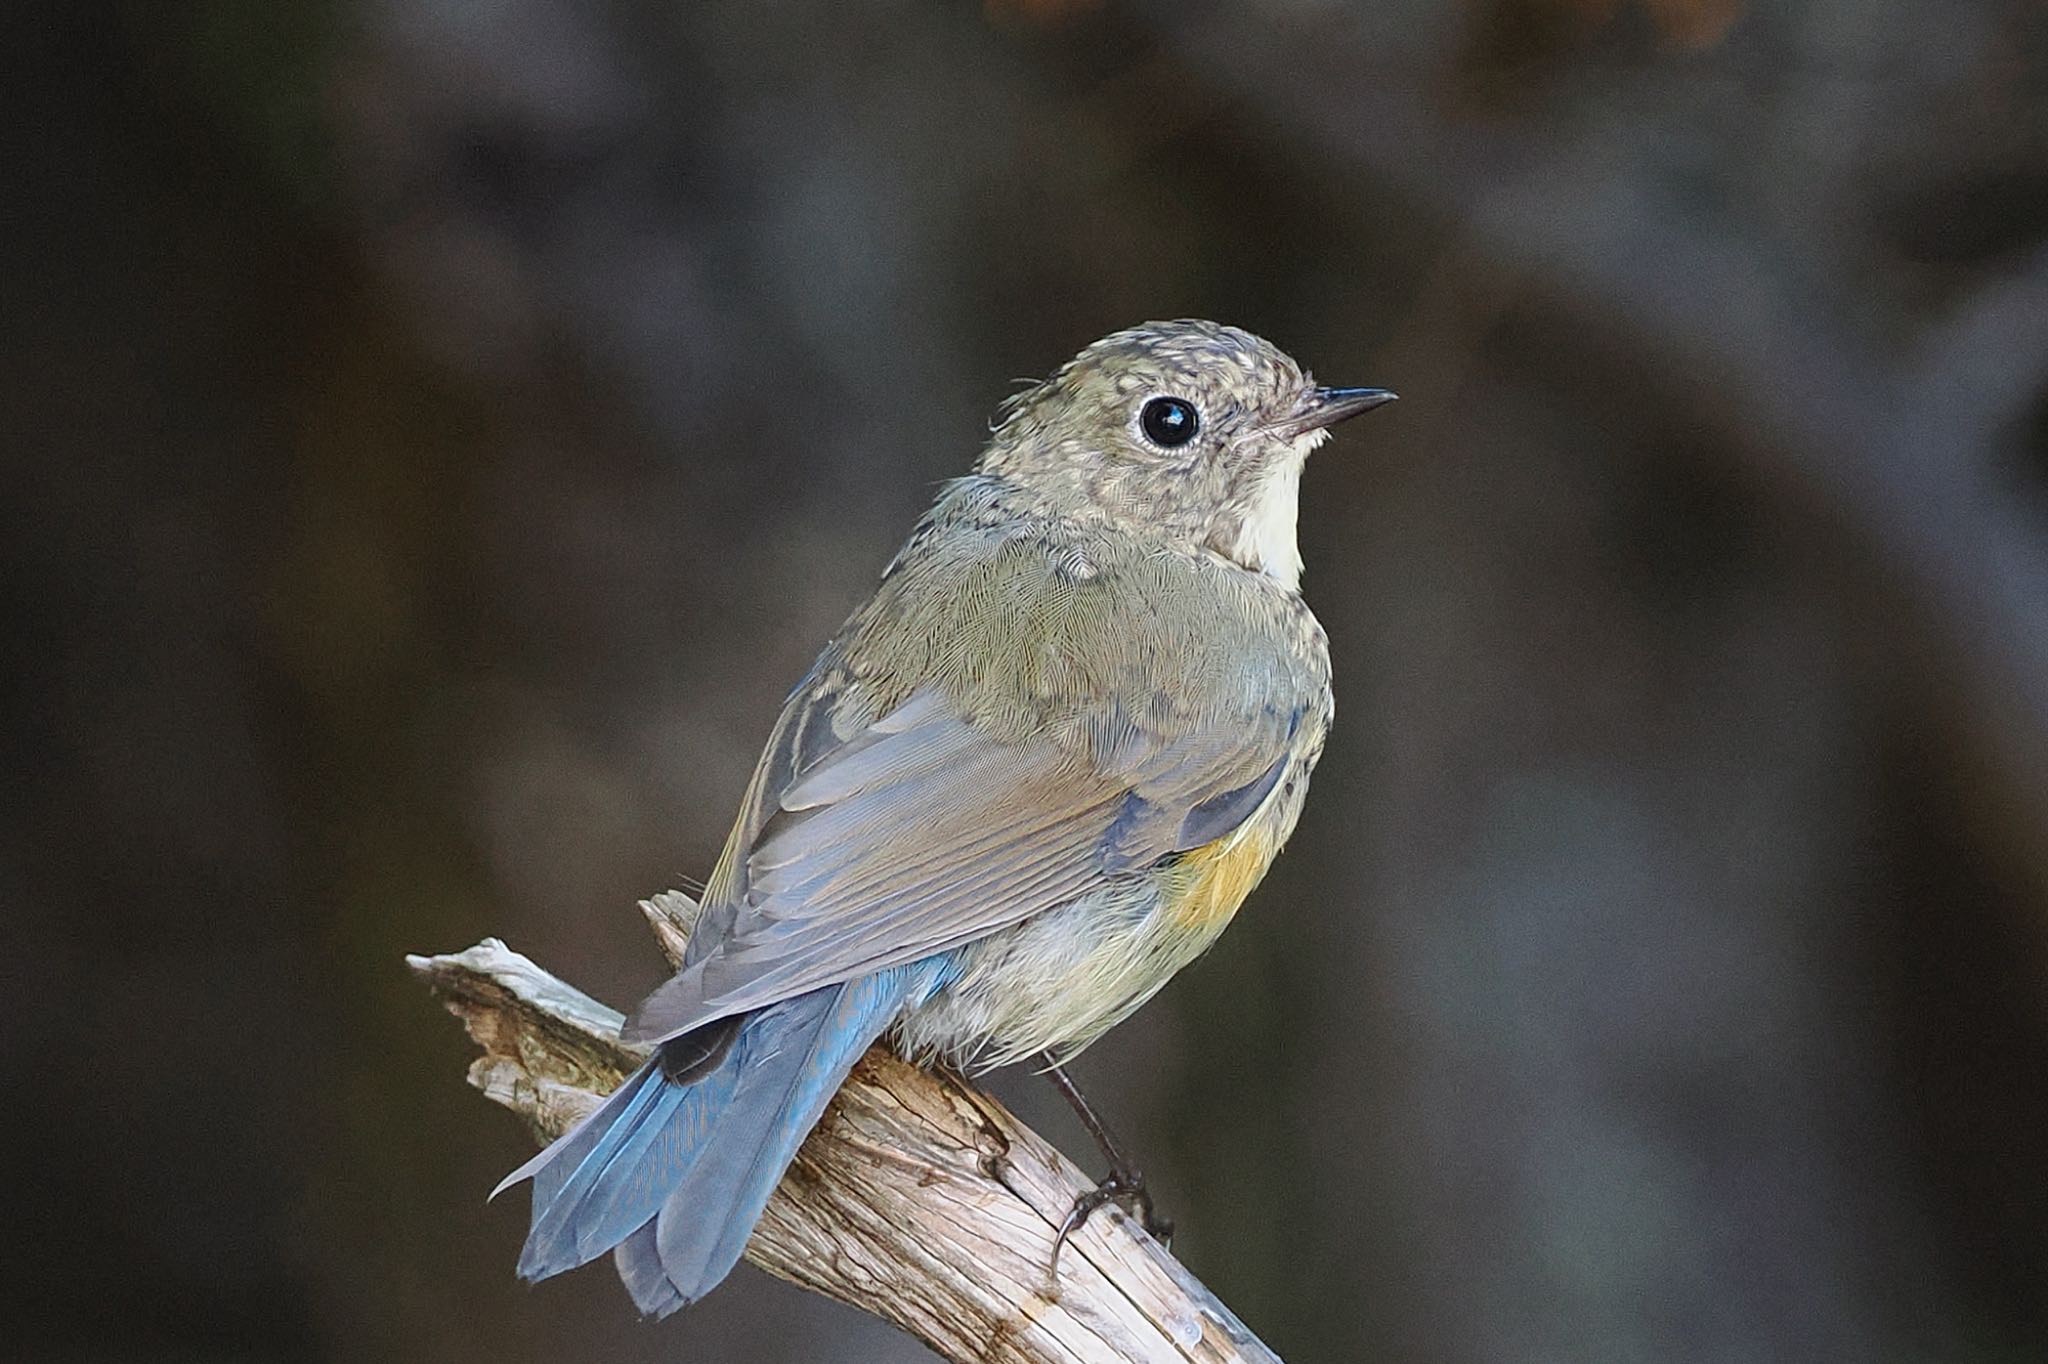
[1282,386,1397,437]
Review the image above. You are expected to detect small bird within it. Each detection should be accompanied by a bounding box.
[497,320,1393,1315]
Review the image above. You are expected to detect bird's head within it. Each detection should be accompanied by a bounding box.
[979,320,1393,591]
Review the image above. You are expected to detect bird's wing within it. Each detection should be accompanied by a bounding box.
[626,514,1319,1044]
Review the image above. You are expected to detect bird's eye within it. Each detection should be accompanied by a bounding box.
[1139,395,1200,448]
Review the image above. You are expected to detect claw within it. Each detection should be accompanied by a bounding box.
[1051,1168,1174,1271]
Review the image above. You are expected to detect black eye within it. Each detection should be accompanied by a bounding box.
[1140,395,1200,447]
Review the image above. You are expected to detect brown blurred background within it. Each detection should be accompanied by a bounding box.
[8,1,2048,1360]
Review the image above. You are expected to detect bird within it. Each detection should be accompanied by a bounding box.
[494,319,1394,1317]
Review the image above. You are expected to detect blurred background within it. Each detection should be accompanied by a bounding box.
[8,1,2048,1360]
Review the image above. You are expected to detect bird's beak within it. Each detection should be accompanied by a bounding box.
[1281,386,1397,437]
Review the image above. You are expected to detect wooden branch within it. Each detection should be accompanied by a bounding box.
[408,894,1284,1364]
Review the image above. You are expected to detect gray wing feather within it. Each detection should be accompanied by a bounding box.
[625,696,1285,1043]
[626,525,1319,1045]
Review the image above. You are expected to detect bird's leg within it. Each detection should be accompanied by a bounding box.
[1039,1056,1173,1261]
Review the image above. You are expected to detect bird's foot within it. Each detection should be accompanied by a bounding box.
[1052,1167,1173,1268]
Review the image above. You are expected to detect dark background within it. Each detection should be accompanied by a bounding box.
[9,1,2048,1360]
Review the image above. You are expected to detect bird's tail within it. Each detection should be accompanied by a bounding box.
[494,958,949,1316]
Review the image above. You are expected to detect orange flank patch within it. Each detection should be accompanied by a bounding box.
[1165,826,1278,934]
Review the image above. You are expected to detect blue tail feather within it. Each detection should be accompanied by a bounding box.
[499,956,951,1315]
[650,962,947,1297]
[520,1068,676,1275]
[564,1044,748,1264]
[614,1218,684,1317]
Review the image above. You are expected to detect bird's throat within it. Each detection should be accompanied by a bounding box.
[1216,455,1306,591]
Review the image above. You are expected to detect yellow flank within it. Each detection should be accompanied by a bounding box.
[892,808,1293,1070]
[1166,825,1278,934]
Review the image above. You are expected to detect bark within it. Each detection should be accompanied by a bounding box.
[408,891,1284,1364]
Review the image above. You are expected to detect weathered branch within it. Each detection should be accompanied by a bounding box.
[409,892,1283,1364]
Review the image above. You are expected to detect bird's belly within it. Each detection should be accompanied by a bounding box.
[891,822,1280,1071]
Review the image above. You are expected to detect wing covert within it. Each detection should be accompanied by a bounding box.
[627,503,1323,1044]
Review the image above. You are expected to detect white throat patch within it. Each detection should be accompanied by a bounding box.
[1224,432,1320,591]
